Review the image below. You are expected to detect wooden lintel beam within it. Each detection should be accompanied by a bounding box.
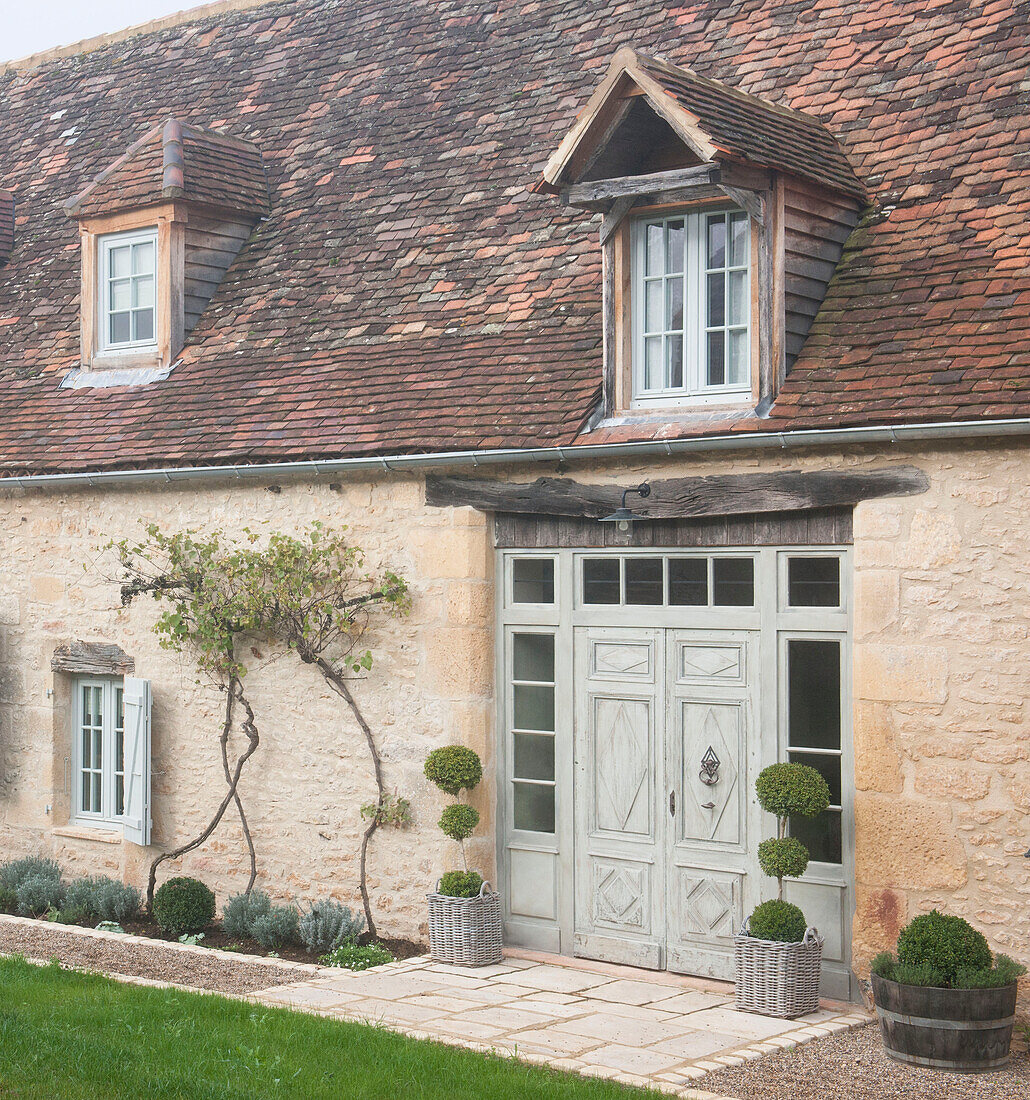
[564,163,721,207]
[425,467,929,520]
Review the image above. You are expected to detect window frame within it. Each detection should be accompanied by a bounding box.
[630,206,752,408]
[96,227,159,355]
[71,676,126,828]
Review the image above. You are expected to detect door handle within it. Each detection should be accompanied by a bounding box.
[669,790,676,817]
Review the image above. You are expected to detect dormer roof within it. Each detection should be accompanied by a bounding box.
[64,118,269,220]
[540,47,866,201]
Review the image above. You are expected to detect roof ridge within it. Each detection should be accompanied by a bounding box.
[1,0,282,73]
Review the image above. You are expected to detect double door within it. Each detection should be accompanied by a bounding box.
[573,626,759,979]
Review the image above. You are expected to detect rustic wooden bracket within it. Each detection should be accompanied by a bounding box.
[718,184,765,227]
[426,466,929,520]
[600,196,636,246]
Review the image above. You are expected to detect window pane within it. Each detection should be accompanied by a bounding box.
[666,277,683,330]
[109,245,130,277]
[109,278,131,312]
[513,781,555,833]
[645,222,663,276]
[790,808,841,864]
[669,557,707,605]
[728,270,747,327]
[644,336,663,390]
[132,240,155,275]
[707,215,726,268]
[645,281,663,332]
[625,558,663,605]
[513,733,554,782]
[713,557,754,605]
[788,557,841,607]
[707,331,725,386]
[513,684,554,732]
[666,334,683,388]
[133,308,154,343]
[82,772,92,813]
[110,311,130,344]
[727,329,749,385]
[133,274,154,309]
[583,558,620,604]
[788,639,841,749]
[512,558,554,604]
[707,272,725,327]
[665,220,684,273]
[513,633,554,682]
[729,212,748,267]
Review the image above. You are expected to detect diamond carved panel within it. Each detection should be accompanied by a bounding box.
[680,702,741,845]
[680,644,743,683]
[593,859,649,931]
[679,872,741,941]
[592,696,651,836]
[592,641,653,678]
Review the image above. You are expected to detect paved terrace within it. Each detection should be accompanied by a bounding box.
[255,951,870,1097]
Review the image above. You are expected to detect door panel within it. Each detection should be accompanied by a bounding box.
[666,630,758,980]
[574,627,664,969]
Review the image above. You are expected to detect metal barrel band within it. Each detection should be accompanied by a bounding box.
[876,1007,1016,1032]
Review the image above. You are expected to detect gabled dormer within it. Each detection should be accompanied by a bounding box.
[538,48,866,420]
[64,119,269,378]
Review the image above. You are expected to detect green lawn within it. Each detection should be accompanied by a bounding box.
[0,956,654,1099]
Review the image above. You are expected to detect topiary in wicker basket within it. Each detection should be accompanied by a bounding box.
[735,762,830,1018]
[424,746,502,967]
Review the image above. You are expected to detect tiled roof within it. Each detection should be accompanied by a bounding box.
[0,189,13,264]
[65,118,269,218]
[633,51,865,200]
[0,0,1028,475]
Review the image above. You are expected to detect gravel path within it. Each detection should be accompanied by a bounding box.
[0,920,311,994]
[697,1021,1030,1100]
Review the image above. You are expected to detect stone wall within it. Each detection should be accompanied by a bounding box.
[0,440,1028,1003]
[0,476,495,943]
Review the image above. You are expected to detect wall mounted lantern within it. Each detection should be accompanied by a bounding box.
[600,483,651,532]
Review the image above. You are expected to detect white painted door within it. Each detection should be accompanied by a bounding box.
[573,627,665,968]
[573,627,758,978]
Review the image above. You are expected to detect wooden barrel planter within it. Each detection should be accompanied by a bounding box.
[872,973,1018,1072]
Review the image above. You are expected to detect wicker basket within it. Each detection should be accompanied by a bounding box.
[426,880,503,967]
[734,923,823,1018]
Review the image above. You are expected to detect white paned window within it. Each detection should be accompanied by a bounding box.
[73,678,127,826]
[632,208,750,405]
[509,632,556,834]
[98,229,158,351]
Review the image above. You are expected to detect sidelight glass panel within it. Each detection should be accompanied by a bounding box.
[712,557,754,605]
[624,558,663,605]
[512,632,554,682]
[790,749,842,805]
[512,558,554,604]
[668,557,708,605]
[790,809,842,865]
[788,556,841,607]
[787,640,841,749]
[583,558,620,604]
[513,685,554,732]
[513,781,555,833]
[513,733,555,782]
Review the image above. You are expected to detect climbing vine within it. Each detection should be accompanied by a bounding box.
[113,522,410,932]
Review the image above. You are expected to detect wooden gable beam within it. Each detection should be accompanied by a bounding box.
[426,467,929,520]
[564,163,722,208]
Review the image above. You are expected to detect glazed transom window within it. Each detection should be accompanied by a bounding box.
[632,208,750,404]
[98,228,157,351]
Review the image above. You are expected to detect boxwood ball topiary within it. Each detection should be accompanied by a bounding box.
[438,870,484,898]
[424,746,482,797]
[755,762,831,820]
[438,803,480,843]
[896,910,992,984]
[748,899,807,943]
[757,836,809,881]
[153,876,216,936]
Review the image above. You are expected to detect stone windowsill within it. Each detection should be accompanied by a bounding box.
[52,825,123,845]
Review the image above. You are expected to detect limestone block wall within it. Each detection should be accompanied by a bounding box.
[0,476,495,943]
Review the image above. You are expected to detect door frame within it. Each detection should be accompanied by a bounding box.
[496,544,856,999]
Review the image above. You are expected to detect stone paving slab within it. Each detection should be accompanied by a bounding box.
[251,951,871,1097]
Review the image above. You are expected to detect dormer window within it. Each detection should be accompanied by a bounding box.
[633,208,750,406]
[98,228,157,352]
[537,47,866,423]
